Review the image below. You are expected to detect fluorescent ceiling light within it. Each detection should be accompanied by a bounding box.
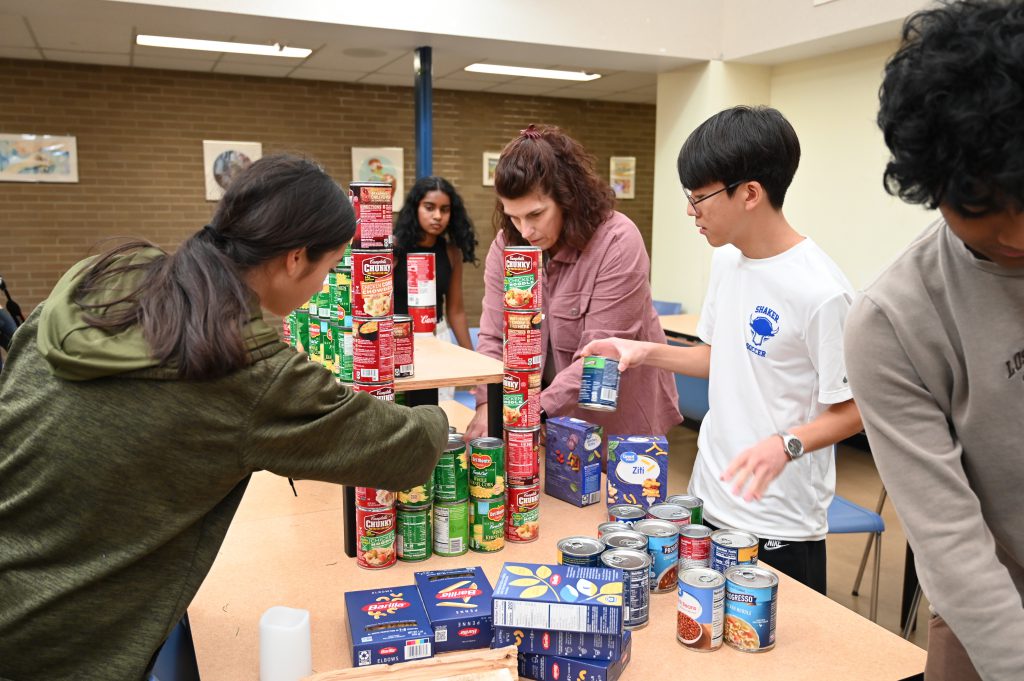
[465,63,600,81]
[136,34,312,58]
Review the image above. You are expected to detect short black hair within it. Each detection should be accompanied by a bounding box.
[879,0,1024,216]
[677,105,800,210]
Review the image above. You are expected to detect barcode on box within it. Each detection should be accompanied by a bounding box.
[583,492,601,505]
[404,640,431,660]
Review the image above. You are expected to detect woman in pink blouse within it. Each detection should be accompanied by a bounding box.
[465,125,680,439]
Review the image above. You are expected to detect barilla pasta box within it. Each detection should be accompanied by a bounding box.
[413,566,493,653]
[493,626,626,661]
[344,586,434,667]
[545,417,603,507]
[606,435,668,508]
[491,563,624,636]
[517,630,632,681]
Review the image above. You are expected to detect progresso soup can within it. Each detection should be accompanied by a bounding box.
[601,548,651,630]
[710,529,759,574]
[724,565,778,653]
[557,536,606,567]
[677,567,725,651]
[502,246,543,310]
[634,519,680,593]
[578,356,619,412]
[665,494,704,525]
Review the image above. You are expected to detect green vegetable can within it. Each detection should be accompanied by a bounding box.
[433,501,469,557]
[396,507,432,562]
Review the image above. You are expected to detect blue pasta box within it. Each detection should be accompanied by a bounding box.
[545,417,603,507]
[492,562,624,636]
[493,626,626,661]
[344,585,434,667]
[413,566,493,653]
[606,435,669,508]
[517,630,633,681]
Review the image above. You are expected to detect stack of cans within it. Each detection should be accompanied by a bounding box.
[501,245,543,546]
[468,436,507,553]
[407,252,437,335]
[283,246,352,382]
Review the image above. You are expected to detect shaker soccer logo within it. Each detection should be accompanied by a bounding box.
[747,306,780,357]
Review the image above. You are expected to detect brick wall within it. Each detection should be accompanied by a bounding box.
[0,58,656,322]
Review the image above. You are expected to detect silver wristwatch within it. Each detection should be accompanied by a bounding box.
[778,431,805,461]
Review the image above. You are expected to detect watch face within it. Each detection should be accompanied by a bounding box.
[786,439,802,457]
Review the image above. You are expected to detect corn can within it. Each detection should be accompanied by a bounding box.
[468,437,506,499]
[469,496,505,552]
[396,507,432,562]
[434,434,469,503]
[433,501,469,557]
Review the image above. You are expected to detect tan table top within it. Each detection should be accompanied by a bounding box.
[189,414,924,681]
[395,336,503,391]
[659,314,700,339]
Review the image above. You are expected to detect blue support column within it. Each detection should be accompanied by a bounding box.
[414,46,433,179]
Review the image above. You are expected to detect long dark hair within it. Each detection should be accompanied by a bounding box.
[73,154,355,380]
[393,176,478,264]
[493,124,615,251]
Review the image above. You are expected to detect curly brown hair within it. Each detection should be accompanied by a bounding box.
[492,125,615,251]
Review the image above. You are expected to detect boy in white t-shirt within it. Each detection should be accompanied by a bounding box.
[584,106,862,592]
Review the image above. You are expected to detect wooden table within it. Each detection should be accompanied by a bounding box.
[659,314,700,341]
[189,400,925,681]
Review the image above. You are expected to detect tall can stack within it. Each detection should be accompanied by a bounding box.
[501,245,543,545]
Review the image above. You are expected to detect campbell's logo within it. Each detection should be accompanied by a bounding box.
[515,489,540,506]
[505,253,534,274]
[378,646,398,655]
[458,627,480,638]
[361,600,409,613]
[503,375,522,392]
[488,506,505,522]
[364,513,394,530]
[437,588,482,600]
[362,256,392,276]
[471,453,492,469]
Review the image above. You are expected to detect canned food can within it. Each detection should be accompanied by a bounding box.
[634,519,680,593]
[295,303,309,353]
[608,504,647,526]
[340,242,353,269]
[602,548,651,630]
[647,502,691,526]
[502,309,543,370]
[724,565,778,652]
[307,316,323,364]
[557,536,606,567]
[350,182,393,250]
[504,427,540,484]
[434,434,469,503]
[352,381,395,401]
[711,529,759,574]
[332,268,353,328]
[503,246,543,310]
[666,494,704,525]
[407,253,436,307]
[356,506,396,569]
[393,315,414,378]
[469,496,505,552]
[320,313,335,372]
[468,437,506,499]
[334,326,354,382]
[355,487,395,511]
[397,476,433,510]
[433,501,469,557]
[352,316,394,383]
[677,567,725,651]
[578,356,619,412]
[409,305,437,334]
[678,524,713,569]
[396,507,432,562]
[282,314,292,345]
[351,250,394,318]
[505,483,540,542]
[598,521,630,538]
[501,369,541,429]
[601,529,648,553]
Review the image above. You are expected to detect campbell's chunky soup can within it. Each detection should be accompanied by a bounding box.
[350,182,393,249]
[502,246,542,310]
[724,565,778,652]
[356,506,397,569]
[393,315,414,378]
[502,369,541,429]
[352,381,395,401]
[351,250,394,318]
[355,487,395,511]
[506,482,540,542]
[352,316,394,383]
[504,426,540,484]
[502,309,543,370]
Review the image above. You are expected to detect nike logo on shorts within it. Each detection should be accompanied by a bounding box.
[763,539,790,551]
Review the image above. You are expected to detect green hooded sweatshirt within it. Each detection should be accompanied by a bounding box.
[0,253,448,681]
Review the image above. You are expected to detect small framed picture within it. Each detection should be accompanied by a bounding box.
[0,134,78,183]
[482,151,501,187]
[203,140,262,201]
[610,156,636,200]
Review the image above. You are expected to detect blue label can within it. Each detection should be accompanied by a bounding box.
[724,565,778,652]
[557,536,606,567]
[601,548,651,630]
[633,519,679,593]
[710,529,759,573]
[578,356,620,412]
[677,566,725,651]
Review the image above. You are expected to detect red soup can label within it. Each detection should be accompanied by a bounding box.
[409,305,437,334]
[352,250,394,318]
[503,309,543,370]
[353,381,395,401]
[503,247,543,310]
[356,506,397,569]
[506,483,540,542]
[353,316,395,383]
[407,253,436,307]
[355,487,395,511]
[502,369,541,429]
[505,427,540,483]
[350,182,393,250]
[393,315,414,378]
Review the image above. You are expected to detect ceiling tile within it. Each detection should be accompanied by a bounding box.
[213,61,296,78]
[287,66,366,83]
[29,16,131,53]
[0,46,41,59]
[301,44,408,72]
[0,14,35,47]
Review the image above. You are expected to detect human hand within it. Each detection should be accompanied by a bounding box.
[721,435,790,502]
[579,337,649,371]
[463,404,488,441]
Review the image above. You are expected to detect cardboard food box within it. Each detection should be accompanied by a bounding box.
[344,585,434,667]
[517,630,633,681]
[493,626,626,661]
[545,417,603,507]
[606,435,669,507]
[491,563,624,636]
[413,566,494,653]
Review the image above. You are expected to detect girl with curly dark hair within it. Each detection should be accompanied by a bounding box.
[393,176,478,351]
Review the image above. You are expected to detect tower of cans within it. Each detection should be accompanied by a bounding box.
[499,245,544,546]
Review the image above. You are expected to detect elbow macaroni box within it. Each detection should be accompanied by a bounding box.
[413,566,493,653]
[545,417,603,507]
[606,435,668,507]
[493,626,626,661]
[517,630,632,681]
[344,585,434,667]
[491,562,624,636]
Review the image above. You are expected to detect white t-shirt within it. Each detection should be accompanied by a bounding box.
[688,239,854,541]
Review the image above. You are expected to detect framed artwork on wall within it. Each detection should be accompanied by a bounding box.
[482,151,500,187]
[0,134,78,183]
[203,140,262,201]
[351,146,404,211]
[610,156,636,200]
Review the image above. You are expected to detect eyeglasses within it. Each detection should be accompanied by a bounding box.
[683,181,743,213]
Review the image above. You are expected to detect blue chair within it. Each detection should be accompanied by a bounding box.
[146,614,201,681]
[828,494,885,622]
[653,299,683,316]
[452,327,482,409]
